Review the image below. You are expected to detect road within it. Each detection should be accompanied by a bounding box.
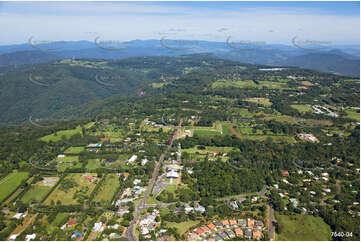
[125,121,182,241]
[268,204,275,241]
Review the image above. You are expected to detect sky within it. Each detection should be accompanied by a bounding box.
[0,1,359,46]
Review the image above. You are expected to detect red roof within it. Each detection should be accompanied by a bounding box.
[222,220,229,225]
[235,229,243,236]
[201,226,209,231]
[195,228,204,235]
[207,223,216,230]
[85,176,95,180]
[282,170,289,176]
[229,219,237,225]
[68,220,77,226]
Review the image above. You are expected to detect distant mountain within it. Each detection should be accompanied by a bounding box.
[279,52,360,77]
[0,50,59,67]
[0,40,358,77]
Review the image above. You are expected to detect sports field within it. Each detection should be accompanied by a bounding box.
[0,171,29,202]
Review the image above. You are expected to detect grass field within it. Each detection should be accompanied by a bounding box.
[0,171,29,202]
[165,220,200,235]
[275,213,332,241]
[64,146,85,154]
[52,213,69,226]
[45,173,97,205]
[40,122,94,142]
[21,176,59,203]
[291,104,313,113]
[212,79,289,90]
[22,185,52,203]
[344,108,360,121]
[94,174,120,202]
[245,98,272,107]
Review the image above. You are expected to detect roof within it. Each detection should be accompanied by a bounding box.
[201,226,210,231]
[253,231,261,238]
[235,229,243,236]
[248,219,254,227]
[207,223,216,230]
[222,220,229,225]
[195,228,204,235]
[214,221,222,227]
[229,219,237,225]
[68,220,77,226]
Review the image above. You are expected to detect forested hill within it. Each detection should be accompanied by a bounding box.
[0,54,357,125]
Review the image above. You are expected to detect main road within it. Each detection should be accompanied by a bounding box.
[125,121,182,240]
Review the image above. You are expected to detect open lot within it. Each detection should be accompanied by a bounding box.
[291,104,313,113]
[245,97,272,107]
[165,220,200,235]
[21,177,59,203]
[40,122,94,142]
[94,174,120,202]
[275,213,332,241]
[44,173,97,205]
[0,171,29,202]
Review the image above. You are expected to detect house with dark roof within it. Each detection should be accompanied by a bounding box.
[225,229,236,238]
[213,221,222,227]
[244,229,252,238]
[218,232,229,240]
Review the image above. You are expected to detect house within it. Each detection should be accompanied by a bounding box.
[195,205,206,213]
[225,229,236,238]
[166,170,179,178]
[213,235,222,241]
[117,208,130,216]
[141,227,150,235]
[123,173,130,180]
[88,143,102,148]
[230,201,239,210]
[141,158,149,166]
[201,226,210,233]
[105,158,117,163]
[57,154,65,158]
[213,221,222,227]
[282,170,289,176]
[195,228,204,236]
[323,188,331,193]
[9,234,18,241]
[247,219,255,228]
[93,222,104,232]
[235,228,243,237]
[229,219,237,226]
[68,219,78,228]
[127,155,138,164]
[218,232,229,240]
[222,220,229,226]
[253,231,262,240]
[244,229,252,238]
[207,223,216,230]
[133,179,142,185]
[238,219,247,227]
[254,220,264,228]
[71,231,83,239]
[13,212,26,219]
[290,198,299,207]
[25,234,36,241]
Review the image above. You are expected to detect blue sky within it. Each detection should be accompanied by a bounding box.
[0,1,359,45]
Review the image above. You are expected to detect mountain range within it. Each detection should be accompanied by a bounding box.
[0,39,359,77]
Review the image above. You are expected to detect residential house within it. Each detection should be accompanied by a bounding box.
[235,228,243,237]
[253,230,262,240]
[247,219,255,228]
[25,234,36,242]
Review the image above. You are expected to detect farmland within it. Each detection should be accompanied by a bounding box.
[0,171,29,202]
[94,174,120,202]
[44,173,97,205]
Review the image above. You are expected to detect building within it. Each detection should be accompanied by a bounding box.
[253,231,262,240]
[213,221,222,227]
[226,229,236,238]
[218,232,229,240]
[141,158,149,166]
[207,223,216,231]
[127,155,138,164]
[238,219,247,227]
[247,219,255,228]
[166,170,179,178]
[229,219,237,226]
[244,229,252,239]
[195,228,204,236]
[235,228,243,237]
[222,220,229,227]
[25,234,36,241]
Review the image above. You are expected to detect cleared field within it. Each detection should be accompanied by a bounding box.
[45,173,97,205]
[301,80,314,86]
[182,146,238,154]
[212,79,288,90]
[94,174,120,202]
[291,104,313,113]
[64,146,85,154]
[152,82,168,88]
[344,108,360,121]
[0,171,29,202]
[40,122,94,142]
[21,177,59,203]
[165,220,200,235]
[245,98,272,107]
[275,213,332,241]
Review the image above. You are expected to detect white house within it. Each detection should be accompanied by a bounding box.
[25,234,36,241]
[9,234,18,241]
[166,170,179,178]
[134,179,142,185]
[128,155,138,164]
[141,158,149,166]
[93,222,104,232]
